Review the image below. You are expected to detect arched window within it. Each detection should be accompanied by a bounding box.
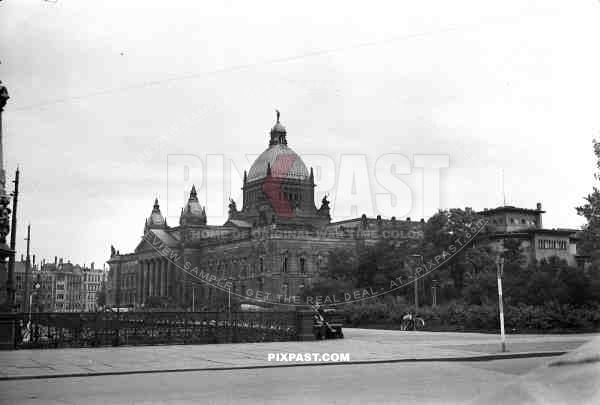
[300,257,306,274]
[260,257,264,273]
[282,256,288,273]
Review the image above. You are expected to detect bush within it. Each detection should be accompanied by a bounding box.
[344,298,600,333]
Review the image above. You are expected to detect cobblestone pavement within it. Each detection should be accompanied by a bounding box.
[0,329,595,379]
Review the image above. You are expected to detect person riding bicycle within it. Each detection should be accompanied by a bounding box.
[405,312,414,329]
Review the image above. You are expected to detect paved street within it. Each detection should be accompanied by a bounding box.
[0,330,598,404]
[0,357,553,405]
[0,329,594,379]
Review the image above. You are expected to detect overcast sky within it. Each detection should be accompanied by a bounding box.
[1,0,598,268]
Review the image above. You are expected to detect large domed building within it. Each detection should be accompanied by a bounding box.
[106,113,423,310]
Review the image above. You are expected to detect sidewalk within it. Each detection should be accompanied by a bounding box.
[0,329,595,380]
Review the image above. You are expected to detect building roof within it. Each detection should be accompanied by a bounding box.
[226,219,253,228]
[247,144,309,182]
[479,205,545,216]
[149,229,180,246]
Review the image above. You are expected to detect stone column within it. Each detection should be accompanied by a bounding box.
[148,260,154,297]
[155,260,161,297]
[163,259,168,297]
[152,260,158,297]
[136,261,142,306]
[159,259,166,296]
[181,252,188,307]
[143,261,149,304]
[165,260,172,299]
[156,260,161,297]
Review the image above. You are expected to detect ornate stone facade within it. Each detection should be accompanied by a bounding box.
[107,114,423,310]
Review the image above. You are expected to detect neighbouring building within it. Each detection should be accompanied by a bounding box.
[82,263,104,312]
[476,204,585,267]
[33,258,103,312]
[107,113,424,310]
[0,254,109,313]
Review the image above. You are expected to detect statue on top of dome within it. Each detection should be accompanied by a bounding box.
[276,109,280,122]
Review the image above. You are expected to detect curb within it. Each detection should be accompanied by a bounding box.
[0,351,566,381]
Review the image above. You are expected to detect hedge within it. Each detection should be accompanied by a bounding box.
[343,301,600,333]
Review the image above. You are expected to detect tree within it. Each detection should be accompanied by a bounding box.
[301,276,354,304]
[576,139,600,262]
[422,208,487,291]
[327,248,359,283]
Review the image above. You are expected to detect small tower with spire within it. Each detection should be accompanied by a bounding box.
[179,185,207,226]
[144,197,167,233]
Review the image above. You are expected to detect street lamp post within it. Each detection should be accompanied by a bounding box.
[496,255,506,352]
[432,279,438,307]
[409,254,423,311]
[29,282,40,327]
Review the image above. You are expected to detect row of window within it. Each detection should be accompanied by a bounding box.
[246,189,306,203]
[537,239,568,250]
[84,275,102,283]
[281,257,306,274]
[492,217,537,226]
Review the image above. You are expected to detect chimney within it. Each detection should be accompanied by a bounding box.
[465,207,472,215]
[536,202,542,210]
[420,218,425,223]
[20,254,24,262]
[91,262,95,270]
[32,255,36,270]
[406,217,411,222]
[54,256,58,266]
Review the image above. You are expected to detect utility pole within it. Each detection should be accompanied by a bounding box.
[23,224,31,313]
[6,167,18,307]
[496,255,506,352]
[414,267,418,311]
